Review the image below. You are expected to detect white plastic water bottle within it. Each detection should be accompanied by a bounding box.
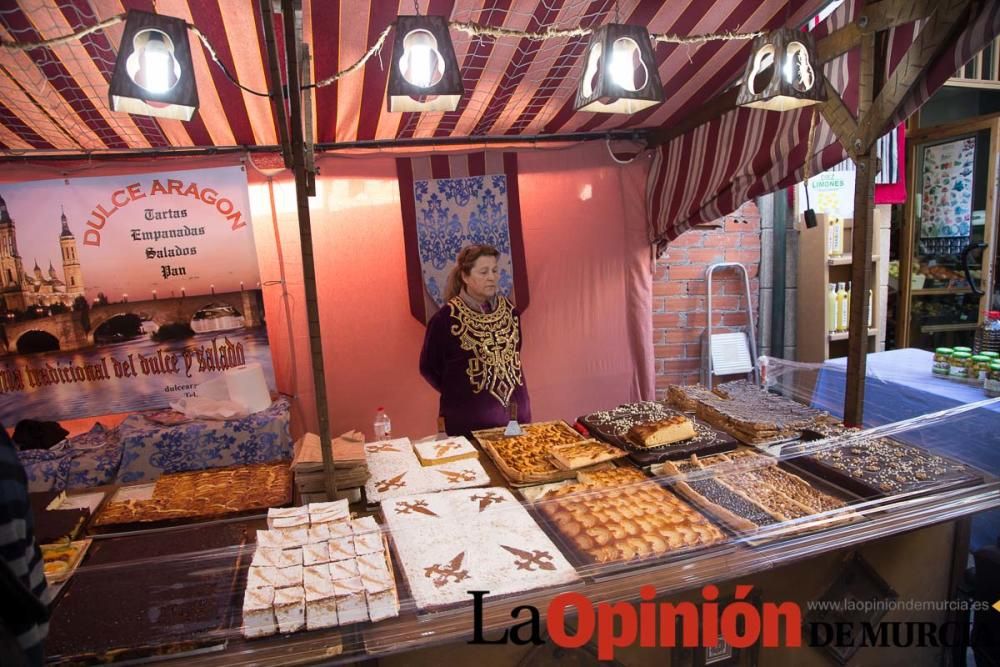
[373,407,391,442]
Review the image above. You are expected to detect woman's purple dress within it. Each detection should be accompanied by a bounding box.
[419,296,531,436]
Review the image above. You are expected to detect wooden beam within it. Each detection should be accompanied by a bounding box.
[281,0,337,500]
[860,0,974,150]
[647,0,937,149]
[817,76,861,159]
[257,0,291,168]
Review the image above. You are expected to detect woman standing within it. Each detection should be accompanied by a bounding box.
[419,244,531,436]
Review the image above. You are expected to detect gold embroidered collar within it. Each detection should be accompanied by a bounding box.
[447,296,523,406]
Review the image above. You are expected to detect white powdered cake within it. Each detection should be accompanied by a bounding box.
[333,577,368,624]
[275,564,303,590]
[255,530,286,549]
[267,506,307,529]
[243,505,400,638]
[242,585,276,638]
[302,543,331,567]
[305,524,331,544]
[246,565,280,590]
[413,436,479,466]
[308,499,350,521]
[271,514,310,531]
[329,559,360,581]
[253,546,301,569]
[274,586,306,634]
[364,437,490,503]
[384,487,579,611]
[304,566,338,631]
[327,537,355,562]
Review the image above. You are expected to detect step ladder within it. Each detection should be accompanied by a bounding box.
[701,262,759,389]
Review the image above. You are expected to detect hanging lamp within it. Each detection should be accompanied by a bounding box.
[109,10,198,121]
[574,24,664,114]
[736,27,824,112]
[387,15,463,113]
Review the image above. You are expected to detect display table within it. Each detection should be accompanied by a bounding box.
[115,397,293,484]
[811,348,1000,549]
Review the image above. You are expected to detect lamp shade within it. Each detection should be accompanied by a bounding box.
[736,28,824,112]
[574,24,663,114]
[387,15,463,113]
[108,10,198,121]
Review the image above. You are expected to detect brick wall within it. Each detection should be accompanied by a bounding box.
[652,201,762,396]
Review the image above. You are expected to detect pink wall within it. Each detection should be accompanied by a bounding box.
[249,142,654,440]
[0,144,654,441]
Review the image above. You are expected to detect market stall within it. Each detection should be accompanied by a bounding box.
[2,0,1000,665]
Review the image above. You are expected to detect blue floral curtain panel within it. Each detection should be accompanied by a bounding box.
[396,152,530,324]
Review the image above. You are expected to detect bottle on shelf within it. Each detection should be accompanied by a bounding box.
[835,282,848,332]
[827,283,839,335]
[973,310,1000,354]
[867,289,873,329]
[828,217,844,257]
[373,407,392,442]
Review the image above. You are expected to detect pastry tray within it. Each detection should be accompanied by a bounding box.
[41,539,92,585]
[782,441,987,501]
[46,520,256,665]
[659,461,867,547]
[472,420,592,487]
[526,478,736,578]
[577,414,739,466]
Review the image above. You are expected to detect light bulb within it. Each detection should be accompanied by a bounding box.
[610,42,634,90]
[410,43,433,88]
[141,35,172,94]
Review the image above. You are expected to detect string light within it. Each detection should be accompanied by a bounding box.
[1,16,769,96]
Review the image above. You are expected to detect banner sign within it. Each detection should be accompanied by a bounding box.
[0,165,274,423]
[396,152,529,324]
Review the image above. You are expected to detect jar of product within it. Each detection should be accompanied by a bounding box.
[953,346,973,355]
[971,355,991,383]
[949,351,972,380]
[983,351,999,363]
[933,348,953,376]
[986,362,1000,398]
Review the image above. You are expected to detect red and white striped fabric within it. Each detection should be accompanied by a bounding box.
[646,0,1000,248]
[0,0,825,152]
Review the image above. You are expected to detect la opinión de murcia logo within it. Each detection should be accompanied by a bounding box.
[468,587,1000,660]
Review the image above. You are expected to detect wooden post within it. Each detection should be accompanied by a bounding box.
[845,153,877,426]
[281,0,337,499]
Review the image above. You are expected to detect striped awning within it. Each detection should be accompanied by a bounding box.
[647,0,1000,246]
[0,0,826,153]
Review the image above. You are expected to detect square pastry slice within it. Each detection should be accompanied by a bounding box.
[274,527,309,546]
[308,499,349,521]
[246,565,280,590]
[329,558,360,581]
[306,524,331,544]
[303,564,331,591]
[302,542,331,567]
[273,585,306,634]
[255,530,286,549]
[413,436,478,466]
[333,577,368,625]
[304,571,338,631]
[627,415,697,447]
[326,520,353,540]
[242,585,276,638]
[267,506,307,529]
[275,564,303,589]
[547,439,628,470]
[252,546,301,569]
[352,531,383,556]
[327,536,355,562]
[349,516,379,535]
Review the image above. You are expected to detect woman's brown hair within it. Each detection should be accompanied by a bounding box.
[443,244,500,301]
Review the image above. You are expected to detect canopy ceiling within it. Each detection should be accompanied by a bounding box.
[0,0,827,155]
